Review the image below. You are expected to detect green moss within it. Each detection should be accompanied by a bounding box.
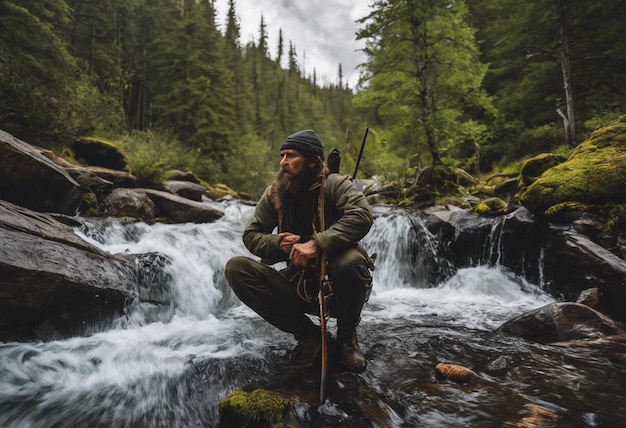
[80,192,101,217]
[518,153,567,187]
[74,136,128,170]
[218,389,292,428]
[205,183,239,200]
[544,201,591,222]
[472,197,507,216]
[519,115,626,215]
[602,203,626,234]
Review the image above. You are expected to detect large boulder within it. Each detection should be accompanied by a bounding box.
[162,180,207,202]
[104,188,224,223]
[104,188,158,220]
[542,229,626,321]
[520,115,626,216]
[143,189,224,223]
[497,302,625,342]
[0,129,83,215]
[0,199,135,340]
[72,137,128,170]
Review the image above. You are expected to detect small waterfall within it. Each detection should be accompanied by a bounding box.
[75,202,255,325]
[484,216,506,266]
[362,212,453,290]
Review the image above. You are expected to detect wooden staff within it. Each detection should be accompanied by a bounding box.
[318,172,331,403]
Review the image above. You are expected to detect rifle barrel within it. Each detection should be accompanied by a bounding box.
[352,127,369,179]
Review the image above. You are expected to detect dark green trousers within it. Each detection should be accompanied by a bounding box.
[225,248,371,338]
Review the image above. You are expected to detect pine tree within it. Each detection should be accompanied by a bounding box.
[356,0,494,166]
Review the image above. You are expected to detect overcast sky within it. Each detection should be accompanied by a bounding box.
[214,0,371,88]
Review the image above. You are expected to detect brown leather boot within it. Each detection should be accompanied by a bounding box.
[289,332,322,368]
[337,330,366,373]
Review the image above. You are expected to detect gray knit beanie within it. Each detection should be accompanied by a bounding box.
[280,129,324,157]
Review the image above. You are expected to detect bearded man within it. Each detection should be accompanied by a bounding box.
[225,129,373,373]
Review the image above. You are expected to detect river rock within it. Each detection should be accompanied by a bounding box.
[43,149,138,189]
[543,229,626,321]
[143,189,223,223]
[162,180,207,202]
[434,363,481,384]
[0,129,83,215]
[104,188,158,220]
[497,302,626,342]
[0,199,134,340]
[421,205,497,269]
[72,137,128,170]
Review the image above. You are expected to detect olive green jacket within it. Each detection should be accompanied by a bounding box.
[243,173,373,264]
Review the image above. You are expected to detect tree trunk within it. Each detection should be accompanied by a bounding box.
[557,0,576,146]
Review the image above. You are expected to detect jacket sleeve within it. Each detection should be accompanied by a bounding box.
[242,187,287,264]
[313,174,373,256]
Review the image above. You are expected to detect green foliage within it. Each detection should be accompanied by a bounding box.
[119,131,203,186]
[356,0,495,167]
[224,133,275,199]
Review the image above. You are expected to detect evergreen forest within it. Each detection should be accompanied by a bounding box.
[1,0,625,198]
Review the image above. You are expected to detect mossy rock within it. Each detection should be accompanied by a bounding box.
[206,183,239,200]
[518,153,567,187]
[544,201,592,222]
[218,389,293,428]
[79,191,102,217]
[417,165,477,191]
[472,197,507,216]
[163,169,199,183]
[72,137,128,170]
[520,115,626,216]
[404,165,477,207]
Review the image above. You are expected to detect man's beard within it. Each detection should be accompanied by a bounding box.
[271,166,317,221]
[275,166,316,201]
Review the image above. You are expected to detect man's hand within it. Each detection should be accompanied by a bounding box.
[289,239,318,268]
[279,232,301,254]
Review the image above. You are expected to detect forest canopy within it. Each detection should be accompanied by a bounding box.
[1,0,625,197]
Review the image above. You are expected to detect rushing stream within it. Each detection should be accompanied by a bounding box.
[1,202,625,427]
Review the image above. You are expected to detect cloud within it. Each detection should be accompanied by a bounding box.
[215,0,369,87]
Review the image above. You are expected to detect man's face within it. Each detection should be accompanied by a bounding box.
[279,149,315,179]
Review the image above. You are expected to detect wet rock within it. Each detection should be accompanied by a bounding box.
[543,230,626,321]
[162,180,207,202]
[0,199,133,341]
[79,166,137,188]
[484,355,514,376]
[104,188,158,220]
[472,197,507,216]
[0,129,83,215]
[576,287,602,309]
[421,205,497,268]
[143,189,223,223]
[434,363,481,384]
[44,149,137,190]
[218,389,296,428]
[497,302,626,342]
[507,403,560,427]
